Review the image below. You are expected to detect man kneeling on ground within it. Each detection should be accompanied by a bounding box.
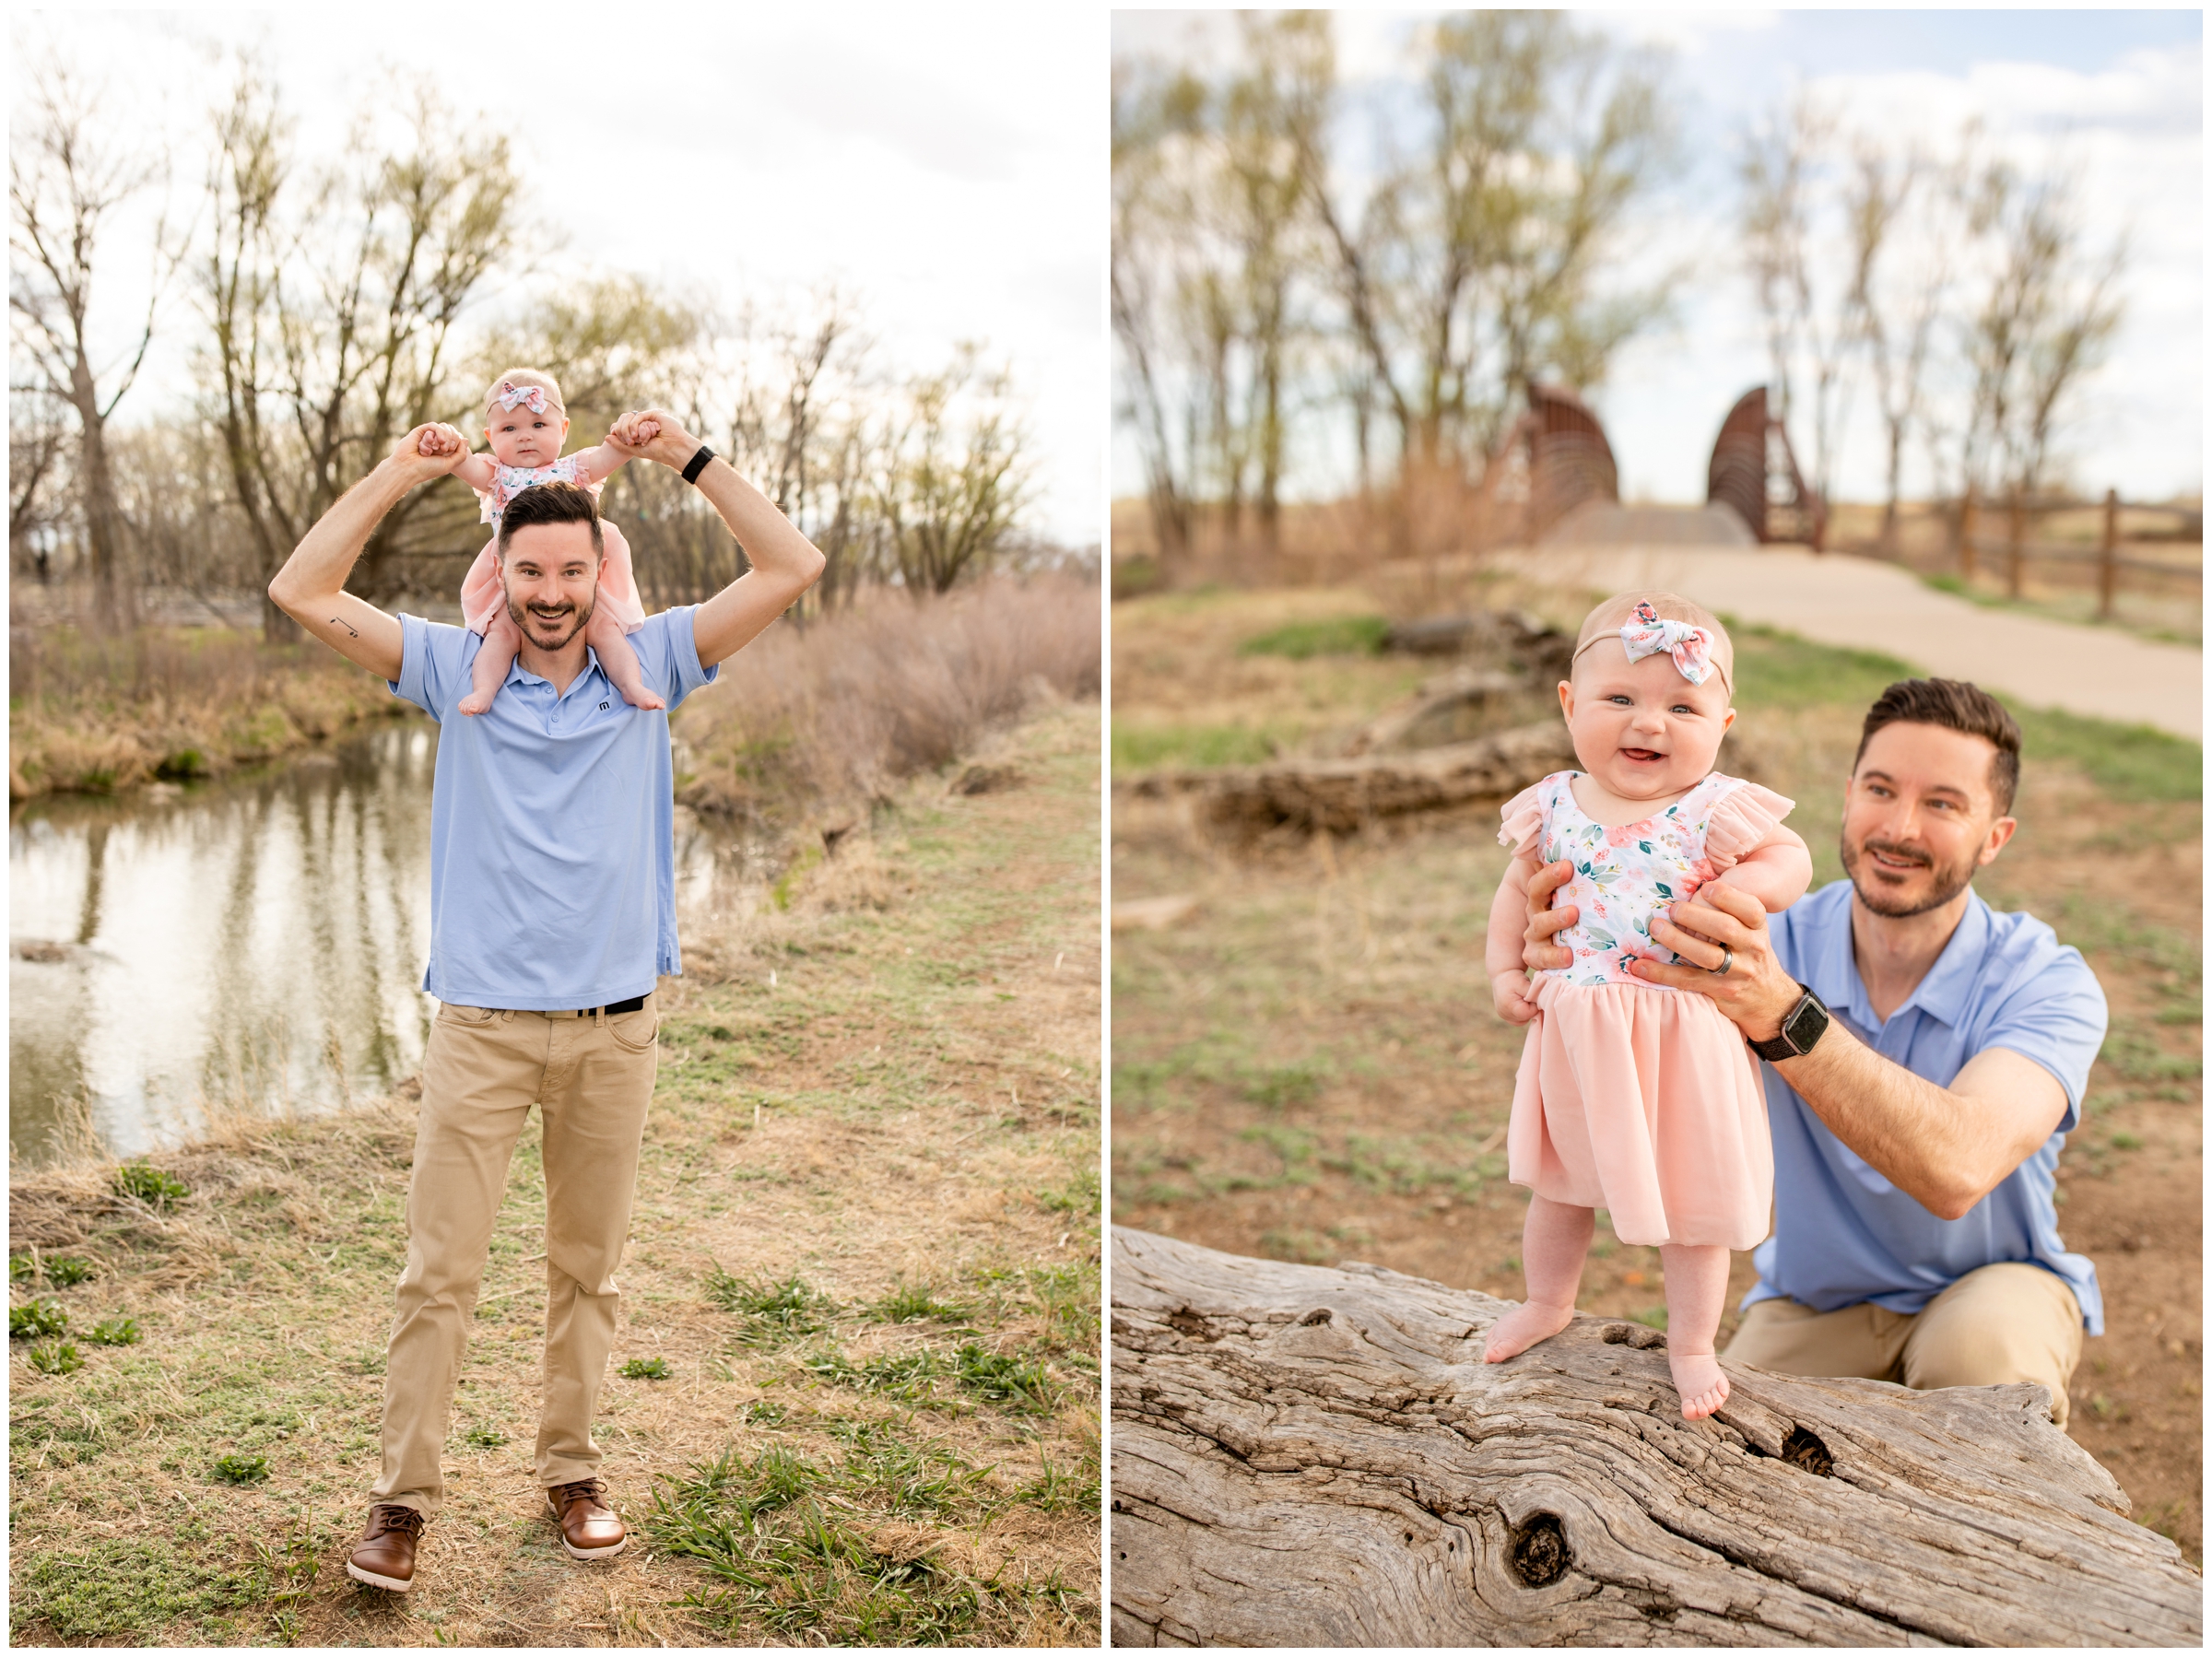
[1526,677,2108,1421]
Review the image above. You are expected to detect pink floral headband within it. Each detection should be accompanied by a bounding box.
[491,380,558,416]
[1574,600,1731,693]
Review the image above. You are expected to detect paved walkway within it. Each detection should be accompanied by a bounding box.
[1547,543,2201,741]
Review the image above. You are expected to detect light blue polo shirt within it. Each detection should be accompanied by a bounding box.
[390,608,717,1010]
[1747,880,2110,1335]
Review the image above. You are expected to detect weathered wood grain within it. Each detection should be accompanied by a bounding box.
[1110,1228,2201,1648]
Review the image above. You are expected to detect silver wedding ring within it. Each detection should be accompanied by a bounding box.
[1713,946,1735,978]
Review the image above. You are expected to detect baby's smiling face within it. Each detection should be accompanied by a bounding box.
[1559,637,1735,803]
[484,400,570,469]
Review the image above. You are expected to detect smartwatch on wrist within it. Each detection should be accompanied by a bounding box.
[681,444,715,485]
[1748,982,1830,1062]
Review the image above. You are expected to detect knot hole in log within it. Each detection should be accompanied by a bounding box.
[1601,1321,1667,1350]
[1781,1426,1833,1477]
[1298,1308,1333,1326]
[1508,1511,1571,1588]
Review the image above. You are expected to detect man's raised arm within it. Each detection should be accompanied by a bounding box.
[268,423,472,683]
[604,411,825,668]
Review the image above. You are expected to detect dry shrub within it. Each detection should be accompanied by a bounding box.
[677,575,1100,821]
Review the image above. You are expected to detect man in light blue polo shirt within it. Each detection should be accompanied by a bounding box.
[269,408,823,1592]
[1527,677,2107,1425]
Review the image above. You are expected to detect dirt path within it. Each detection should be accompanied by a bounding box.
[1545,543,2202,739]
[10,701,1102,1646]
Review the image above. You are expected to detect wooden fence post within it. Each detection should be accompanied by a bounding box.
[2006,488,2026,599]
[2099,488,2120,620]
[1959,485,1979,582]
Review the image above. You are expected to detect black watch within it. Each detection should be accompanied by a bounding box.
[681,444,715,485]
[1748,983,1830,1062]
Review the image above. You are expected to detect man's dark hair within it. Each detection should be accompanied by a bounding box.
[1853,677,2021,815]
[496,480,603,557]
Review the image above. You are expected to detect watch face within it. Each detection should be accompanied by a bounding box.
[1782,994,1827,1051]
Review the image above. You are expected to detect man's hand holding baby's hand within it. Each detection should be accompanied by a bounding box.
[606,410,698,470]
[1492,969,1540,1025]
[397,422,469,480]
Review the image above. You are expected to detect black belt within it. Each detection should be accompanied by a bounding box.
[564,993,647,1018]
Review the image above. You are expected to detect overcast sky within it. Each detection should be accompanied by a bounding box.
[11,7,1106,545]
[1112,9,2203,505]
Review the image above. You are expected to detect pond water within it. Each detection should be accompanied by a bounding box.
[8,718,771,1167]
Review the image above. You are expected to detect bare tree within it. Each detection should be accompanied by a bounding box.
[1739,94,1856,525]
[202,61,522,639]
[9,59,176,630]
[1112,57,1205,566]
[1301,12,1677,475]
[875,347,1032,594]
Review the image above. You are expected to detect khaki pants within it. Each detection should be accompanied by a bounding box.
[1724,1262,2084,1426]
[371,996,659,1515]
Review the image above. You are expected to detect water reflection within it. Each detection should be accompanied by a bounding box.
[10,720,776,1166]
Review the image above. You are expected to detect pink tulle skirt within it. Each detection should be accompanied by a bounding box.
[1507,978,1772,1250]
[459,519,645,639]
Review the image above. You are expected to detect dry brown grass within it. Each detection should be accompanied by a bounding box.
[673,576,1102,827]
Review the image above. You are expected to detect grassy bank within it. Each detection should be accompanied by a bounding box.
[8,625,410,801]
[10,700,1103,1646]
[1110,589,2202,1563]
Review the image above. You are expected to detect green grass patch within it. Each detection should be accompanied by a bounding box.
[86,1317,141,1346]
[11,1299,68,1340]
[112,1164,189,1209]
[622,1357,674,1380]
[29,1342,81,1375]
[1236,615,1389,659]
[210,1451,268,1484]
[952,1341,1056,1410]
[9,1536,264,1641]
[2007,704,2200,804]
[709,1270,835,1346]
[1726,624,1918,711]
[12,1254,96,1287]
[1110,723,1279,770]
[868,1282,971,1324]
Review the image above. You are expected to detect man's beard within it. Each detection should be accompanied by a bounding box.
[507,589,593,653]
[1839,831,1979,918]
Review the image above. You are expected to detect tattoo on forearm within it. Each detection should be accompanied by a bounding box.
[330,617,359,638]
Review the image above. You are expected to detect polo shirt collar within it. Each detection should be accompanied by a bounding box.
[506,644,605,693]
[1822,885,1991,1033]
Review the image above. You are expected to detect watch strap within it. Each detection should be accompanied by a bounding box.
[681,444,715,485]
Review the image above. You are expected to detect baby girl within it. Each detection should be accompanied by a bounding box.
[439,370,661,716]
[1481,593,1812,1419]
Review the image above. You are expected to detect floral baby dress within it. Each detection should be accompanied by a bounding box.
[1496,770,1795,1250]
[458,456,645,640]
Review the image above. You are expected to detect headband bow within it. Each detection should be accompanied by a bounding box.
[1619,601,1716,687]
[495,381,550,415]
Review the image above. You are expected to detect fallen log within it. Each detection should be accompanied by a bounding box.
[1110,1228,2201,1648]
[1121,722,1578,833]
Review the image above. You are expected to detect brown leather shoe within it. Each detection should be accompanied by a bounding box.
[346,1504,425,1592]
[546,1477,627,1560]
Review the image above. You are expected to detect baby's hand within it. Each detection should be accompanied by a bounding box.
[1492,969,1540,1025]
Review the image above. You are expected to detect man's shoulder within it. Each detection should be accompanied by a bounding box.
[1969,897,2102,1001]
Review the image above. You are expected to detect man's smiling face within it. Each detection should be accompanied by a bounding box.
[500,522,601,654]
[1839,721,2017,918]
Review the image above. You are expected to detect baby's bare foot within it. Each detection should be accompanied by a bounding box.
[1669,1351,1730,1419]
[1482,1300,1574,1363]
[457,690,493,716]
[623,689,665,712]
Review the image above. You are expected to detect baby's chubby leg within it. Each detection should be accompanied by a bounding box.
[457,609,522,716]
[587,607,664,711]
[1483,1194,1593,1362]
[1658,1242,1733,1419]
